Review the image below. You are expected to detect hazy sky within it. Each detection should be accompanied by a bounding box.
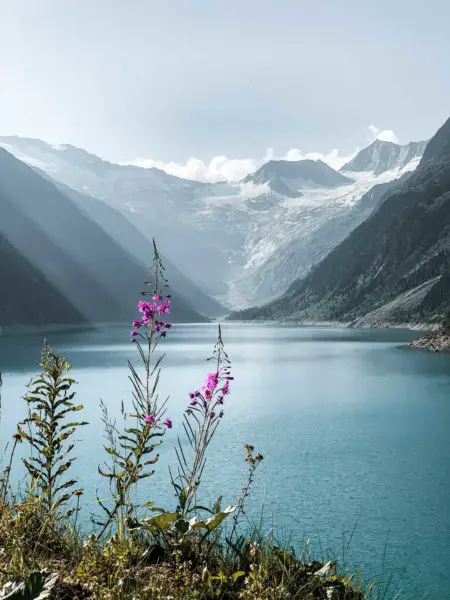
[1,0,449,180]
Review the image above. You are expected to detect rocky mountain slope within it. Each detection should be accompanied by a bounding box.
[231,118,450,325]
[0,136,426,310]
[0,148,207,328]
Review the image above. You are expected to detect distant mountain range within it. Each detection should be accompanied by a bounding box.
[0,134,427,314]
[0,149,213,331]
[230,118,450,326]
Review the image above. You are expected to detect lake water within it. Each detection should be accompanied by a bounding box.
[1,324,449,599]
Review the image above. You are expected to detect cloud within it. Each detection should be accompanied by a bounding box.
[368,124,400,144]
[126,146,356,183]
[125,124,402,183]
[131,155,262,183]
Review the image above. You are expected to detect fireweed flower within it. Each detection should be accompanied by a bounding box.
[163,418,173,429]
[131,293,173,339]
[205,371,219,391]
[187,363,233,417]
[144,414,155,425]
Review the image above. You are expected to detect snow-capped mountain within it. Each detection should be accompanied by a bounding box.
[340,139,427,176]
[243,159,352,197]
[0,136,427,310]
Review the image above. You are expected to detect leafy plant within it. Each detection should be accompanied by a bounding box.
[228,444,264,549]
[17,342,86,517]
[167,325,236,535]
[96,240,173,538]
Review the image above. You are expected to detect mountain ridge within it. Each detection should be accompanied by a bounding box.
[0,133,429,311]
[229,117,450,325]
[0,148,209,328]
[341,139,428,176]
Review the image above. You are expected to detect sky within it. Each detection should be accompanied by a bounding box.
[1,0,450,182]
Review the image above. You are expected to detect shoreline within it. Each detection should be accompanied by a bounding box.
[225,318,437,333]
[409,329,450,353]
[0,318,439,337]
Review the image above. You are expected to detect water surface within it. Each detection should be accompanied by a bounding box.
[1,324,449,600]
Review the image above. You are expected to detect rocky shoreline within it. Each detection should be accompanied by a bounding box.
[409,329,450,353]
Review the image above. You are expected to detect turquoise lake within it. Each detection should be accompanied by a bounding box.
[0,324,449,599]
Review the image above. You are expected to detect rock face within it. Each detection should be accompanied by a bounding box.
[341,139,427,176]
[409,330,450,352]
[230,117,450,326]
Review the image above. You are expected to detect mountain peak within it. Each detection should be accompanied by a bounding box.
[244,158,352,197]
[341,139,427,176]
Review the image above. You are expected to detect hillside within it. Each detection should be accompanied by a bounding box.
[52,181,225,317]
[0,233,86,331]
[231,117,450,325]
[0,149,207,325]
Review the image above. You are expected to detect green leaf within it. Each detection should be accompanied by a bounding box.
[190,505,236,532]
[141,512,178,532]
[174,518,190,534]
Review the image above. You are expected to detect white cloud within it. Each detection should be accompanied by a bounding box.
[126,146,356,183]
[368,124,400,144]
[125,124,402,183]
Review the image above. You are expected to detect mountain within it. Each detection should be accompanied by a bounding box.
[0,135,426,311]
[340,139,427,176]
[231,117,450,325]
[243,159,353,197]
[0,233,86,332]
[0,148,207,326]
[44,178,225,317]
[0,136,231,298]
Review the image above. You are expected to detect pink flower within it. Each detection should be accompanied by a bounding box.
[205,372,219,391]
[144,414,155,425]
[152,294,162,301]
[163,418,173,429]
[131,330,138,338]
[219,410,224,418]
[222,380,230,396]
[204,389,212,400]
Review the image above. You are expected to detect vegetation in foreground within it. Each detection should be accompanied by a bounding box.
[0,245,370,599]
